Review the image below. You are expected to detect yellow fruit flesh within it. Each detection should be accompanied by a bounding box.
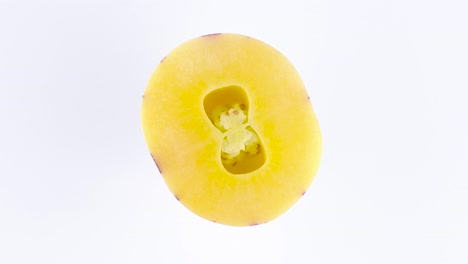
[142,33,321,226]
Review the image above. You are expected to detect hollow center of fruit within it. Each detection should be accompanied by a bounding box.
[203,85,265,174]
[213,105,260,163]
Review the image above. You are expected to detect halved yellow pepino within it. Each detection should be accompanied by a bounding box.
[141,33,321,226]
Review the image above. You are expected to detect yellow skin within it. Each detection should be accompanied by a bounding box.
[142,33,321,226]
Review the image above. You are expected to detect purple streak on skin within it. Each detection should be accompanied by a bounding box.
[175,195,180,201]
[302,191,306,196]
[160,56,166,63]
[202,33,221,37]
[250,223,259,226]
[150,153,162,173]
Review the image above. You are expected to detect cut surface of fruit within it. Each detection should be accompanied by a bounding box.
[141,33,321,226]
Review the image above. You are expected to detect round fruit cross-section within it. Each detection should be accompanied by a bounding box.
[141,33,321,226]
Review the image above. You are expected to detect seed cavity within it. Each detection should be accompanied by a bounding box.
[203,85,266,174]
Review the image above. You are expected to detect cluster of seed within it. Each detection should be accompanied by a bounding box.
[210,103,260,166]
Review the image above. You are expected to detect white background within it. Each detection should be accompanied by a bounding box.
[1,0,467,263]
